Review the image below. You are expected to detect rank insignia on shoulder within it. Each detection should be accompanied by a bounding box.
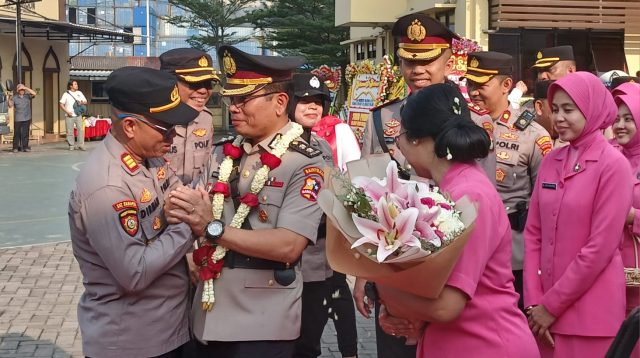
[214,136,236,146]
[514,110,535,131]
[119,209,139,237]
[468,102,489,115]
[192,128,207,137]
[121,153,139,173]
[269,134,283,150]
[290,140,322,158]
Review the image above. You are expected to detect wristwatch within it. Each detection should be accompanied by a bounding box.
[205,219,225,241]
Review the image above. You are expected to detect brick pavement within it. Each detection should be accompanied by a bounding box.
[0,242,378,358]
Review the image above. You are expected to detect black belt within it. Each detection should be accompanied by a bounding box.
[223,251,295,270]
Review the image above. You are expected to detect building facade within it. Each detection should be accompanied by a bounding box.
[336,0,640,84]
[0,0,130,140]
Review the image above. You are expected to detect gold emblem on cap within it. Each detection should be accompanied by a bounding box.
[170,85,179,102]
[537,51,543,59]
[469,57,479,68]
[223,51,237,76]
[198,56,208,67]
[407,19,427,42]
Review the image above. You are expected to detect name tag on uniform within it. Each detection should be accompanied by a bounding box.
[542,182,557,190]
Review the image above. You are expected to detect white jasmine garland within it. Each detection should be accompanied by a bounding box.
[200,123,304,311]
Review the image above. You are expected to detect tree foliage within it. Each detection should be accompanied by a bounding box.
[161,0,255,51]
[250,0,349,68]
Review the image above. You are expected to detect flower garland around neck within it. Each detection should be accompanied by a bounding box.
[195,122,304,311]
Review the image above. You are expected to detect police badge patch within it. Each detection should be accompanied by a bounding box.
[300,176,321,202]
[119,209,139,237]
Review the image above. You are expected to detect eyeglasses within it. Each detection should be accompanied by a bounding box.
[395,130,408,144]
[117,113,175,138]
[221,91,279,109]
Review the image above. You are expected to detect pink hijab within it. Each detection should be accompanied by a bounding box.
[548,71,617,148]
[614,86,640,170]
[612,82,640,97]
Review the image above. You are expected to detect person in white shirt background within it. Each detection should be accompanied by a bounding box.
[59,80,88,151]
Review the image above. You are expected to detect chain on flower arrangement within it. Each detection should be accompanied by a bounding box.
[194,123,304,311]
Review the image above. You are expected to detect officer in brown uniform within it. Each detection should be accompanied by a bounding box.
[165,45,325,357]
[531,45,576,81]
[160,48,219,185]
[68,67,200,358]
[465,51,553,310]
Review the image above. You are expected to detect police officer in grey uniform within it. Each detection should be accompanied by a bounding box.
[165,46,325,358]
[68,67,200,358]
[464,51,552,310]
[160,48,219,186]
[357,13,494,358]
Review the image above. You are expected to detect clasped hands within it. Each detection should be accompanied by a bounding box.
[526,304,556,347]
[378,304,425,345]
[164,185,213,238]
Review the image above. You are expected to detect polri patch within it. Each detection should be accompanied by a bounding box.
[119,209,139,236]
[152,216,162,230]
[157,167,166,180]
[300,176,321,202]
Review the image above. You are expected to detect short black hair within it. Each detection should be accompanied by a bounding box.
[67,80,77,90]
[401,83,490,163]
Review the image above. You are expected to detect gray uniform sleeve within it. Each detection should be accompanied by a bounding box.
[529,129,552,189]
[276,157,325,244]
[81,186,194,293]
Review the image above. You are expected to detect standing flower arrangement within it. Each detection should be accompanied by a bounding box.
[375,55,403,106]
[194,123,304,311]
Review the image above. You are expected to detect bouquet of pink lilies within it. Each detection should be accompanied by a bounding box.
[318,155,477,298]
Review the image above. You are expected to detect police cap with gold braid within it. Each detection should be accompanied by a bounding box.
[217,45,305,96]
[160,48,220,83]
[392,12,460,61]
[105,66,199,125]
[531,45,574,69]
[464,51,513,84]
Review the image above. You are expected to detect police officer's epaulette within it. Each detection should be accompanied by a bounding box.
[289,139,322,158]
[467,101,489,116]
[213,135,236,146]
[369,97,402,113]
[514,110,536,131]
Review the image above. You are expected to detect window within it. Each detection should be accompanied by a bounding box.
[436,10,455,33]
[367,41,376,59]
[68,7,77,23]
[356,43,365,61]
[91,81,109,103]
[87,7,96,25]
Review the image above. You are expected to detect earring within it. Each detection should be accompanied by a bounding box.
[412,140,417,144]
[446,147,453,160]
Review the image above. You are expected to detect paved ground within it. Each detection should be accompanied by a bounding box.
[0,140,379,357]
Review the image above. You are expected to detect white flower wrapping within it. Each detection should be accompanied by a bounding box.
[347,161,465,263]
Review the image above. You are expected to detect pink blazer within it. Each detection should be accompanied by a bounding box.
[524,135,632,336]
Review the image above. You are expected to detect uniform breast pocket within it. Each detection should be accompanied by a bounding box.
[495,151,518,188]
[253,187,285,227]
[193,151,208,170]
[244,269,299,289]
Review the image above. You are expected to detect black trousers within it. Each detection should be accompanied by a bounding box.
[192,339,296,358]
[374,301,417,358]
[513,269,525,312]
[12,120,30,151]
[295,273,358,358]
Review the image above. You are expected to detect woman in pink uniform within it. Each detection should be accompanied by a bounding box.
[612,84,640,314]
[524,72,633,358]
[377,83,539,358]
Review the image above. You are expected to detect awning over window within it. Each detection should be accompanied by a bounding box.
[0,17,133,43]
